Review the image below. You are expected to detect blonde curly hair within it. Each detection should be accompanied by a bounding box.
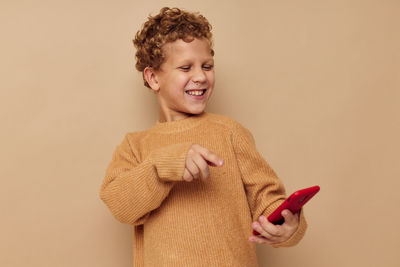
[133,7,214,88]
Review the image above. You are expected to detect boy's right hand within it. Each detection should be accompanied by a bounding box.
[183,144,224,182]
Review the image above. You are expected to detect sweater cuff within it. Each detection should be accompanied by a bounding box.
[151,142,193,182]
[272,208,307,248]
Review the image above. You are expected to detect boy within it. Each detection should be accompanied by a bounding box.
[100,7,307,266]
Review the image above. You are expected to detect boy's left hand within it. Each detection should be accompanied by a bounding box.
[249,209,299,245]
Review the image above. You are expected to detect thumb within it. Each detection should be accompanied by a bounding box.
[281,209,296,225]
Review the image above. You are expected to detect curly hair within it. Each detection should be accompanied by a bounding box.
[133,7,214,88]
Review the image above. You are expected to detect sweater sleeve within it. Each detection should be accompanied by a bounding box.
[232,123,307,247]
[99,133,192,225]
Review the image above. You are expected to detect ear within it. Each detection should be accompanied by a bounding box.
[143,67,160,92]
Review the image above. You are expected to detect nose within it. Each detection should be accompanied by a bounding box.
[192,67,207,84]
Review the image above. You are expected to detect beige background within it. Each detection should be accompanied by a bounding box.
[1,0,399,266]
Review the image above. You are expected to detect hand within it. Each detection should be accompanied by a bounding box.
[249,209,299,245]
[183,144,223,182]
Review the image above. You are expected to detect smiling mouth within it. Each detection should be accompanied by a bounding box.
[185,89,207,96]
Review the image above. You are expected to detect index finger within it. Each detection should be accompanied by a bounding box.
[258,216,283,237]
[197,146,223,167]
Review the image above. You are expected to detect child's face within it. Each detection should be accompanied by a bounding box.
[153,38,215,122]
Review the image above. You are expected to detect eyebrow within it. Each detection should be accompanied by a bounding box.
[177,57,214,65]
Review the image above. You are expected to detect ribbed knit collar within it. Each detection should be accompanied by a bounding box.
[150,111,210,133]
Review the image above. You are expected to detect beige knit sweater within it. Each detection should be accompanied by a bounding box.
[100,112,307,267]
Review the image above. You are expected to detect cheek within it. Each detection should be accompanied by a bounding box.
[207,72,215,88]
[175,73,191,88]
[162,72,187,86]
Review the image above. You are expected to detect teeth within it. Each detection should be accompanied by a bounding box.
[186,90,204,96]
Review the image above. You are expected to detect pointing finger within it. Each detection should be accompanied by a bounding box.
[197,147,223,167]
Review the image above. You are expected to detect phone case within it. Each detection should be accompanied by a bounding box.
[252,185,320,236]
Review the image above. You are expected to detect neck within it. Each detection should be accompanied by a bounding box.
[158,109,193,123]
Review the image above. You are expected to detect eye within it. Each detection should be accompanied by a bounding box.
[179,66,191,71]
[202,64,214,71]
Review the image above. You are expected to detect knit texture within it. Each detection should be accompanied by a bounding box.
[100,112,307,267]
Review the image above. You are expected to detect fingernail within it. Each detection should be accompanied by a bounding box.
[219,159,223,166]
[260,216,266,222]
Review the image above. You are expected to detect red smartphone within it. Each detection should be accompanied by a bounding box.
[253,185,320,236]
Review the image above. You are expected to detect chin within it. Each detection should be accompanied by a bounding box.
[186,106,206,115]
